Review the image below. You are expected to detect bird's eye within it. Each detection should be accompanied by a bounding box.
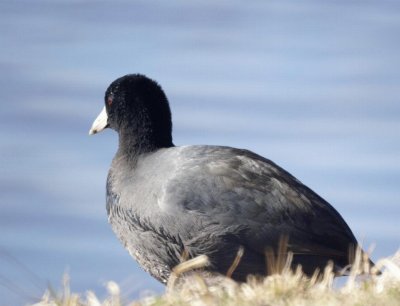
[107,97,113,106]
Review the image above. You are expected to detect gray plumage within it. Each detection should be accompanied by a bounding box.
[90,74,367,283]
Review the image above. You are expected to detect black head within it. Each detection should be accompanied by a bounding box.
[90,74,174,153]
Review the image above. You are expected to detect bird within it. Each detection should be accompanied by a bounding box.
[89,74,373,283]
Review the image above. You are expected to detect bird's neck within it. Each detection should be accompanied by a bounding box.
[116,128,173,164]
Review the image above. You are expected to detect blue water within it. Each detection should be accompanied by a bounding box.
[1,1,399,305]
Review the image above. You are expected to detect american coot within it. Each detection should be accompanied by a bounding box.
[89,74,371,283]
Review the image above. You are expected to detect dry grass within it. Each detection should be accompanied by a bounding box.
[33,250,400,306]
